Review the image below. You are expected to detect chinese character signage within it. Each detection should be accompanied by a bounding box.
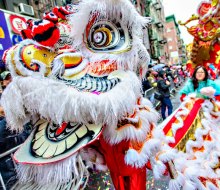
[0,10,12,59]
[7,14,30,45]
[9,14,27,34]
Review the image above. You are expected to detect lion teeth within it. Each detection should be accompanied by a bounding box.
[33,135,45,150]
[59,74,120,92]
[75,125,87,138]
[42,143,57,158]
[54,141,66,156]
[34,129,45,141]
[35,140,50,156]
[66,133,77,149]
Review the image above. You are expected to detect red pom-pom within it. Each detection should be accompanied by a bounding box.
[53,6,69,20]
[26,19,34,29]
[32,20,60,47]
[215,95,220,101]
[180,94,186,102]
[43,12,58,23]
[21,29,33,39]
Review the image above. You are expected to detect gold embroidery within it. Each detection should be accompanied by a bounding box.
[175,110,204,152]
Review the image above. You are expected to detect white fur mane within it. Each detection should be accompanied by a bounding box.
[1,71,141,132]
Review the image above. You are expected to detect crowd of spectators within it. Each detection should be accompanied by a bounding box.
[142,64,187,93]
[142,64,188,120]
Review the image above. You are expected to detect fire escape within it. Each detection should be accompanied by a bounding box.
[30,0,56,18]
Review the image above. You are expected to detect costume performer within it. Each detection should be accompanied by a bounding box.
[180,66,220,101]
[160,0,220,189]
[1,1,177,190]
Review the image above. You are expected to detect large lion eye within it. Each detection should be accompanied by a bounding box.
[85,20,132,54]
[93,28,112,47]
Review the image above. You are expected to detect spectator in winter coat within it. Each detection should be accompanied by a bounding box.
[142,72,152,93]
[180,66,220,101]
[157,70,173,120]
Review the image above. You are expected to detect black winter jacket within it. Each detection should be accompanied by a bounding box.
[157,78,171,98]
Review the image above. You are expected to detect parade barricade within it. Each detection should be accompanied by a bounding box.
[144,87,161,109]
[0,145,20,190]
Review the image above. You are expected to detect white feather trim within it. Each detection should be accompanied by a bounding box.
[0,81,27,132]
[124,138,161,168]
[102,101,159,144]
[158,149,177,163]
[2,71,141,132]
[169,172,185,190]
[152,160,166,179]
[15,153,89,189]
[182,180,197,190]
[206,182,219,190]
[124,149,148,168]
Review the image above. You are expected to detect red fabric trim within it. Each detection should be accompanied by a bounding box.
[163,99,204,148]
[180,94,186,102]
[163,109,180,134]
[215,95,220,101]
[169,99,204,148]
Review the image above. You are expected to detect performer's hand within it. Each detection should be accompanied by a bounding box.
[200,87,216,98]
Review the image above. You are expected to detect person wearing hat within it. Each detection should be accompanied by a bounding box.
[0,71,11,118]
[1,71,12,90]
[157,70,173,120]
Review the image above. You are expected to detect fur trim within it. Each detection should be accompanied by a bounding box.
[206,182,219,190]
[152,160,167,179]
[166,98,220,189]
[69,0,151,74]
[182,180,197,190]
[2,71,141,132]
[124,138,161,168]
[14,154,89,190]
[102,100,159,144]
[158,147,177,163]
[124,149,148,168]
[0,80,27,132]
[169,172,185,190]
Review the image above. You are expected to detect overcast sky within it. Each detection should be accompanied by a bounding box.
[163,0,203,44]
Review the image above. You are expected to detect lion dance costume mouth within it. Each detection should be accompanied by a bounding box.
[4,0,220,190]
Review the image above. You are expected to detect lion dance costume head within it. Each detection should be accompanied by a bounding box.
[1,0,219,190]
[2,0,180,189]
[5,0,220,189]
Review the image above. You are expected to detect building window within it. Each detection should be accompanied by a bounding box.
[169,46,173,50]
[168,38,172,42]
[167,28,171,33]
